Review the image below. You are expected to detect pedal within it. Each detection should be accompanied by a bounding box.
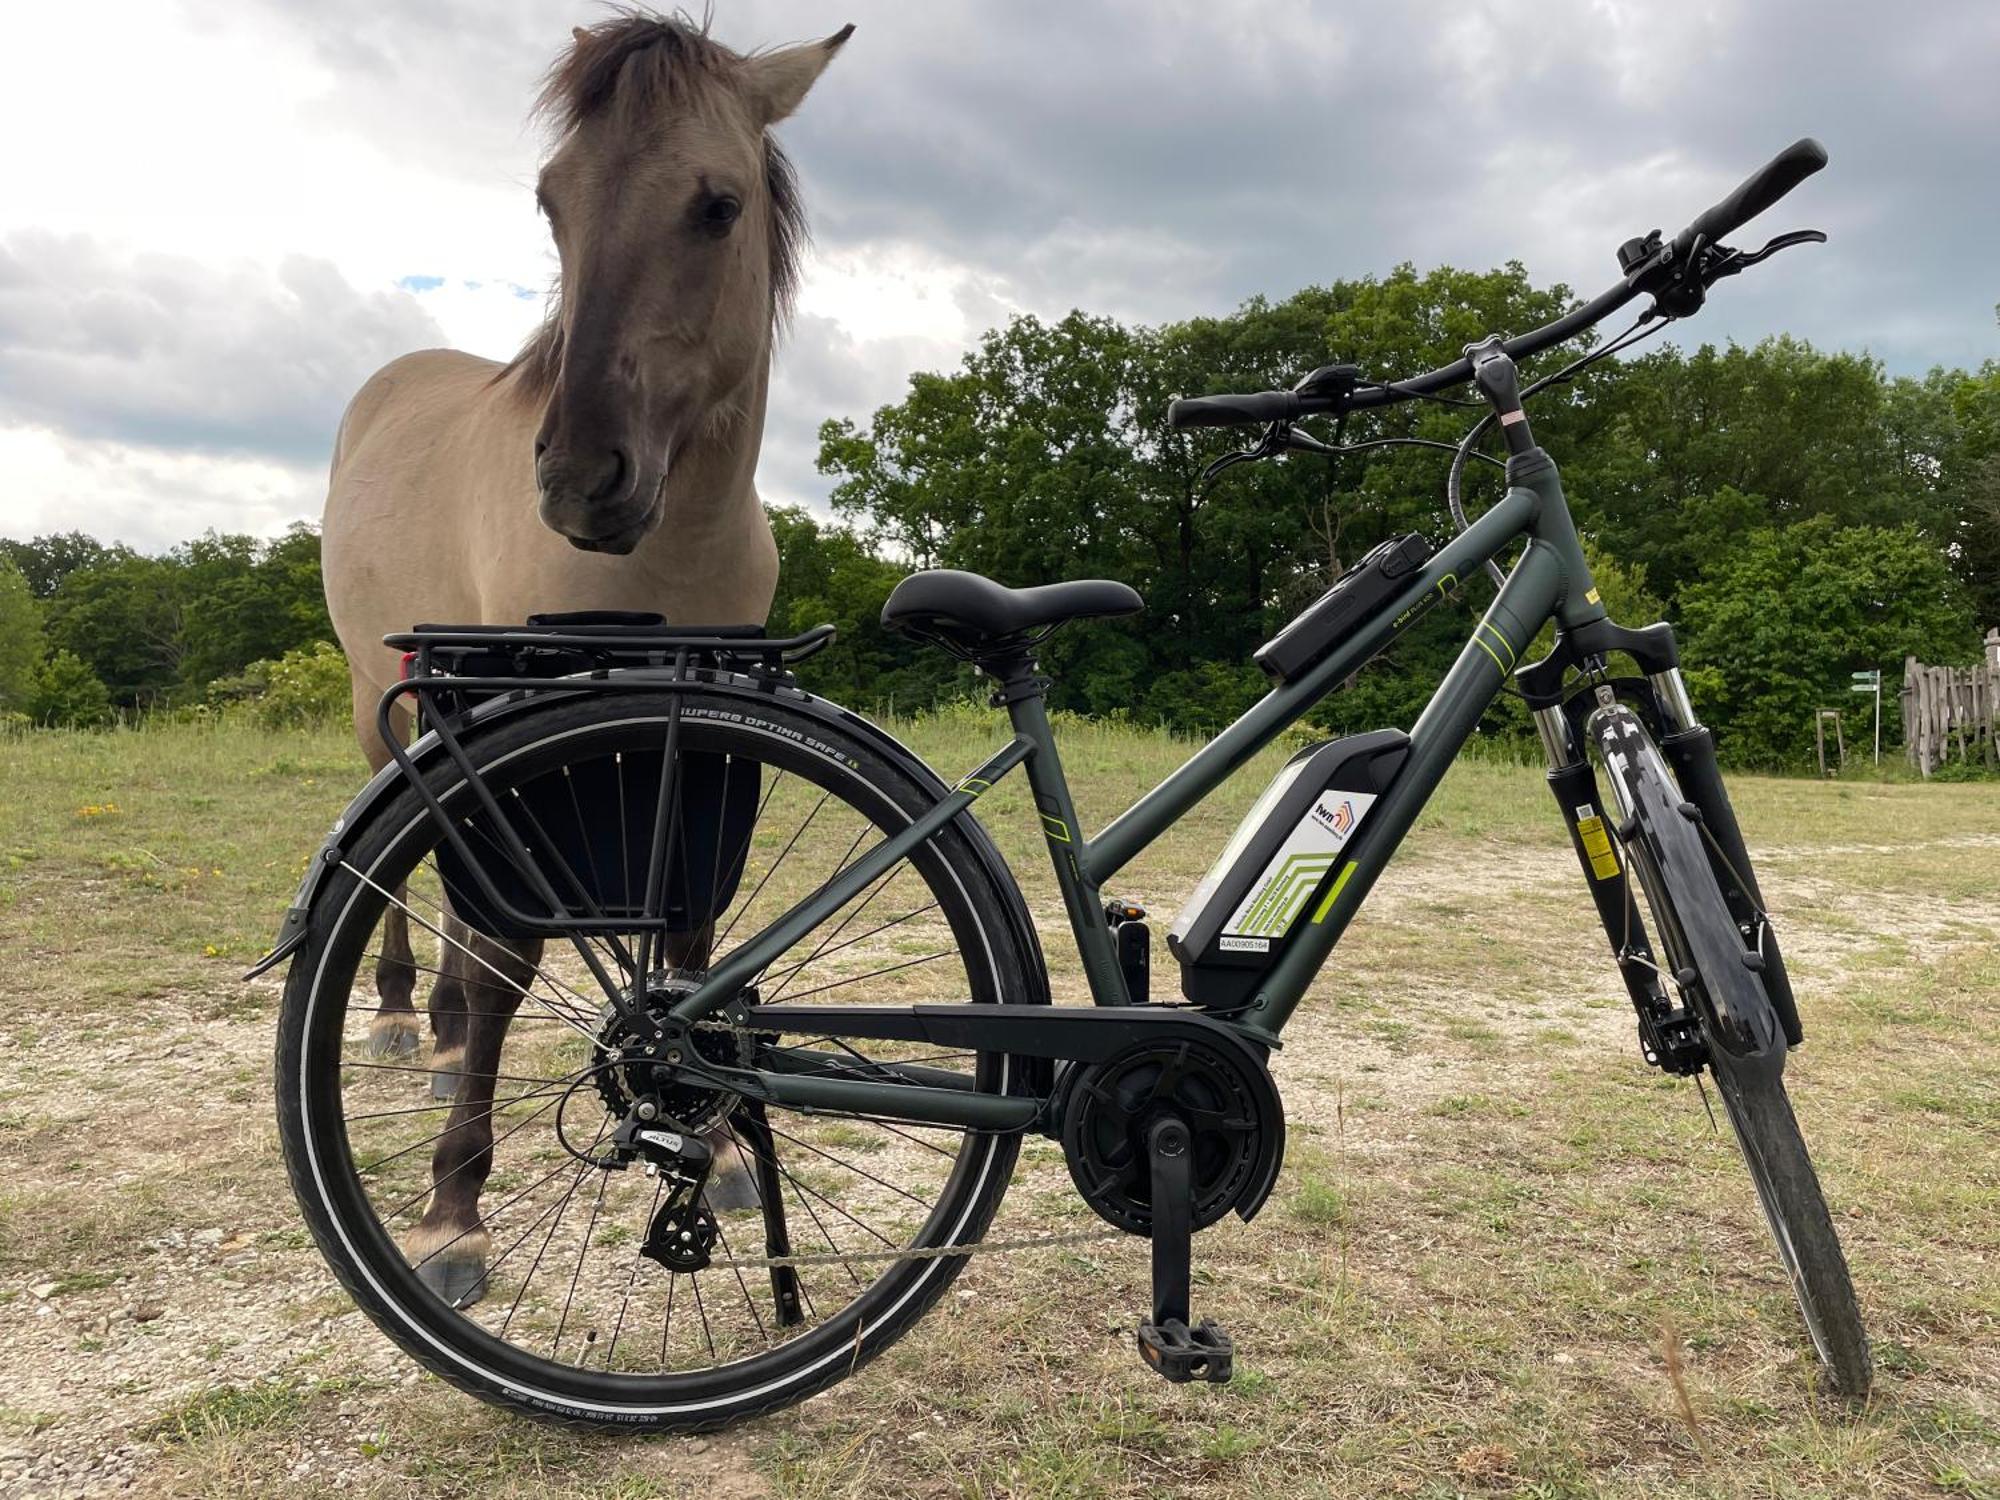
[1134,1113,1237,1385]
[1137,1317,1234,1383]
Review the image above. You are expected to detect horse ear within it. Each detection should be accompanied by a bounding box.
[742,24,854,125]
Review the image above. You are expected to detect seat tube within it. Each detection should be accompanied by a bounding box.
[996,663,1129,1005]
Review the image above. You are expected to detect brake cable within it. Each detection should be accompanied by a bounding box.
[1446,308,1679,586]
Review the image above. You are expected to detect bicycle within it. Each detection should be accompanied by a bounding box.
[262,138,1869,1429]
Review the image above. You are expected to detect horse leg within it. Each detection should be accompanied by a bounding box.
[355,677,422,1058]
[406,930,540,1309]
[368,904,422,1058]
[424,912,475,1101]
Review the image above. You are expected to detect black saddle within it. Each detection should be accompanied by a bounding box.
[881,569,1143,650]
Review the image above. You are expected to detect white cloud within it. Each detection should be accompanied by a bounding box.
[0,426,321,553]
[1,0,1995,552]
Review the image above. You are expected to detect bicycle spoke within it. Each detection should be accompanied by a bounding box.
[764,1122,934,1210]
[552,1165,613,1360]
[776,950,954,1003]
[346,863,602,1045]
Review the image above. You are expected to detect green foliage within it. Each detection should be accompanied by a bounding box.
[1679,517,1975,767]
[764,506,962,712]
[25,649,114,729]
[0,558,45,710]
[821,268,1994,765]
[15,523,334,708]
[240,641,352,729]
[0,531,116,598]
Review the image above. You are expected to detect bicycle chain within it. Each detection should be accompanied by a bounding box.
[659,1015,1133,1272]
[706,1223,1127,1273]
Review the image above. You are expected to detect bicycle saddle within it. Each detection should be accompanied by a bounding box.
[881,569,1143,644]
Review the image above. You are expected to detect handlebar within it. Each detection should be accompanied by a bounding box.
[1166,391,1305,428]
[1674,137,1827,258]
[1166,137,1827,431]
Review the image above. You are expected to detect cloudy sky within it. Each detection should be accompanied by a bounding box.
[2,0,1995,552]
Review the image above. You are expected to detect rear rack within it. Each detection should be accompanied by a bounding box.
[385,620,835,679]
[364,618,836,962]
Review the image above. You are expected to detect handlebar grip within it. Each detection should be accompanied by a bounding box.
[1676,137,1827,254]
[1166,391,1302,429]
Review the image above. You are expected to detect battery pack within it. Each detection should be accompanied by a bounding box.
[1253,534,1433,683]
[1168,729,1409,1009]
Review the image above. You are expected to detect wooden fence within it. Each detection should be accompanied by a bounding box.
[1901,629,2000,776]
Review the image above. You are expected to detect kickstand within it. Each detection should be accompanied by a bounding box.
[732,1099,805,1327]
[1136,1114,1232,1383]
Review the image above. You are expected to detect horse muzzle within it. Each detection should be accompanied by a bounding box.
[535,447,665,554]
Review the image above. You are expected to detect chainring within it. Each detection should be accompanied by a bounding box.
[1060,1036,1284,1235]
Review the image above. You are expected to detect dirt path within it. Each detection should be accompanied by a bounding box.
[3,808,1997,1496]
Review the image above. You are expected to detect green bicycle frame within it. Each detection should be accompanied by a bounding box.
[671,446,1611,1066]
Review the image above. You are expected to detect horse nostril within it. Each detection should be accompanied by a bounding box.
[587,448,629,503]
[534,439,549,460]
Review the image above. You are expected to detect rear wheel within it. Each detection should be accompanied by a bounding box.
[1597,711,1871,1398]
[275,688,1046,1430]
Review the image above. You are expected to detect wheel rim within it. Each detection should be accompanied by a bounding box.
[290,706,1024,1411]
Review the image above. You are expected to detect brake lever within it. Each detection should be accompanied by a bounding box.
[1705,228,1827,280]
[1198,420,1289,489]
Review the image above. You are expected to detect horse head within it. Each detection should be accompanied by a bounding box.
[516,15,850,553]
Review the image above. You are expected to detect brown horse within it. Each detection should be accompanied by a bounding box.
[321,11,851,1303]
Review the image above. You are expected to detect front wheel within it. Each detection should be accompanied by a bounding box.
[1596,710,1871,1398]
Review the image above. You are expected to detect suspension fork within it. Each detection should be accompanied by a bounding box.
[1530,690,1699,1072]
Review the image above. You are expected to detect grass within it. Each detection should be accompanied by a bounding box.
[1,709,1998,1497]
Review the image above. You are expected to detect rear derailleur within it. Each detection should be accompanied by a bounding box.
[611,1108,720,1272]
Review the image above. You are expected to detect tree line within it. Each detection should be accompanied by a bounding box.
[4,262,1995,767]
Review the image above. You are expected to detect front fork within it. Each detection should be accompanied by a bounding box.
[1531,659,1804,1067]
[1532,685,1706,1074]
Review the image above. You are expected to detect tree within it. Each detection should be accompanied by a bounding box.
[0,532,119,598]
[26,649,113,728]
[1679,517,1975,766]
[764,506,960,712]
[43,551,187,705]
[0,557,45,710]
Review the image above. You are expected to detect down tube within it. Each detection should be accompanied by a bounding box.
[1241,543,1564,1042]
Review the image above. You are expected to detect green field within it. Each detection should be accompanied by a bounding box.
[1,712,1996,1498]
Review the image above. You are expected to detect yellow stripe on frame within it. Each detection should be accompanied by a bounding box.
[1310,863,1357,924]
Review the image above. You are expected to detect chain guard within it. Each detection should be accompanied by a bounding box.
[1059,1037,1284,1235]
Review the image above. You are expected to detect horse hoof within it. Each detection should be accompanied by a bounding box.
[430,1049,464,1101]
[702,1160,760,1213]
[367,1015,421,1059]
[416,1250,489,1309]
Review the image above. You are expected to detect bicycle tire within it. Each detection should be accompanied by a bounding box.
[275,686,1047,1430]
[1597,710,1871,1398]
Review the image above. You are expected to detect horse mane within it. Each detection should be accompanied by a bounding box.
[497,9,807,401]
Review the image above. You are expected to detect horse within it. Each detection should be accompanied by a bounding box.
[320,11,852,1305]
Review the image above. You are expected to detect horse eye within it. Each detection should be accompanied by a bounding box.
[701,195,741,230]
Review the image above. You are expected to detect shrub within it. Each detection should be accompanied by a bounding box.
[244,641,352,729]
[26,649,114,728]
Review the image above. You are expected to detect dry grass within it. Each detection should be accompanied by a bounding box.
[0,708,1997,1497]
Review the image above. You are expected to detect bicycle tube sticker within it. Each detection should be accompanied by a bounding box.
[1224,791,1376,937]
[1574,806,1620,879]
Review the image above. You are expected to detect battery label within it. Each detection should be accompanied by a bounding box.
[1224,791,1377,938]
